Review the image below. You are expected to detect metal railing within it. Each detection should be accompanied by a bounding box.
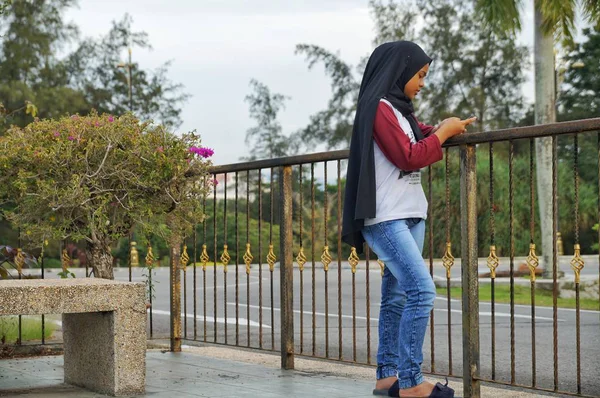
[172,117,600,397]
[2,117,599,397]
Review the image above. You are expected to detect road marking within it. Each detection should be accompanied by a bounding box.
[151,309,271,329]
[434,308,562,321]
[435,296,599,314]
[226,302,562,323]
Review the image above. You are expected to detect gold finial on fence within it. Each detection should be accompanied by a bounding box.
[442,242,454,279]
[487,245,500,279]
[220,244,230,273]
[570,244,585,284]
[348,247,360,274]
[267,244,277,272]
[145,244,155,267]
[296,247,306,272]
[61,249,71,273]
[243,243,253,275]
[130,241,140,267]
[321,245,332,272]
[14,248,25,275]
[200,244,210,271]
[526,243,540,281]
[180,244,190,270]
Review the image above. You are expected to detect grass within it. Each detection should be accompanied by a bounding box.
[0,316,55,343]
[437,284,600,311]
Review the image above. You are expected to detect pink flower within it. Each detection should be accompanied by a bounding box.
[68,136,75,141]
[95,121,100,127]
[213,178,219,185]
[156,146,164,153]
[71,115,79,120]
[53,131,60,137]
[108,116,114,123]
[189,146,214,158]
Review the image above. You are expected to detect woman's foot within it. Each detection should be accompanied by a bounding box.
[398,381,436,397]
[375,376,397,390]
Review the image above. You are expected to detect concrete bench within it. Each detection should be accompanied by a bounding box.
[0,279,146,396]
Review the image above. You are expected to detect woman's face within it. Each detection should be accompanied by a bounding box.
[403,63,429,100]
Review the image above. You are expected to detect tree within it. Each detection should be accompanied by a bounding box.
[0,112,213,279]
[244,79,296,160]
[0,1,189,133]
[294,0,527,150]
[67,14,190,129]
[558,26,600,121]
[475,0,600,277]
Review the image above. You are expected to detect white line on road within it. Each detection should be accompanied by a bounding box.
[151,309,271,329]
[435,296,599,314]
[434,308,562,321]
[225,301,553,323]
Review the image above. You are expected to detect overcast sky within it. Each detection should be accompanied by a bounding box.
[66,0,542,166]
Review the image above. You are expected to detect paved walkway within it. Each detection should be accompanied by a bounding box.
[0,346,555,397]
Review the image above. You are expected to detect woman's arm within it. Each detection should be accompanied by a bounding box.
[373,102,443,170]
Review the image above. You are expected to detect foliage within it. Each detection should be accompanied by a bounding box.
[0,1,188,133]
[291,0,527,150]
[244,79,296,160]
[558,27,600,121]
[0,112,213,276]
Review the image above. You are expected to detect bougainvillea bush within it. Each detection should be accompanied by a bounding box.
[0,112,214,278]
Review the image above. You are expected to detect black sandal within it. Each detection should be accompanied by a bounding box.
[385,378,455,397]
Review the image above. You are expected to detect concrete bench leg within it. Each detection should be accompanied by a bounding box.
[63,310,146,396]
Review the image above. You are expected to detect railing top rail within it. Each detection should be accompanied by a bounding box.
[210,117,600,174]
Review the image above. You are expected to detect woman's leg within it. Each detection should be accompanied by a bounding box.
[363,224,406,383]
[365,219,436,390]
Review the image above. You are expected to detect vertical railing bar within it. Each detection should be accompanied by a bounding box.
[337,160,343,361]
[213,173,218,343]
[280,165,295,369]
[311,162,316,356]
[299,165,305,354]
[509,140,516,385]
[352,252,357,362]
[183,236,188,339]
[247,170,251,347]
[428,164,435,372]
[270,167,275,350]
[193,227,198,341]
[552,135,559,391]
[323,161,330,358]
[365,245,371,365]
[17,231,22,345]
[489,141,496,381]
[235,171,240,346]
[41,241,45,345]
[258,169,263,349]
[223,172,228,345]
[529,138,537,388]
[203,176,207,342]
[445,148,453,375]
[573,133,582,395]
[128,233,132,282]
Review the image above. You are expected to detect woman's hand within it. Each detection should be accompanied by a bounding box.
[434,116,477,144]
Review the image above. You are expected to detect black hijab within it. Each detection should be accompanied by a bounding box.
[341,41,432,252]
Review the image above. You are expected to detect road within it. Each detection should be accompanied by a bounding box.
[32,261,600,396]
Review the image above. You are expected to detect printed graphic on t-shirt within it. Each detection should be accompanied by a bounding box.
[407,171,421,185]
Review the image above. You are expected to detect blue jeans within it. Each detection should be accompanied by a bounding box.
[362,218,436,389]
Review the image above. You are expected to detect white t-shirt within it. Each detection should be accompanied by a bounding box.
[364,99,428,226]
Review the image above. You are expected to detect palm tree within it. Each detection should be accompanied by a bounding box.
[475,0,600,278]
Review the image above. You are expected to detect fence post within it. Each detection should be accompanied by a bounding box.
[170,244,182,352]
[460,143,481,397]
[279,165,295,369]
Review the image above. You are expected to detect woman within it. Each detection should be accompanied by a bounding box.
[342,41,476,397]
